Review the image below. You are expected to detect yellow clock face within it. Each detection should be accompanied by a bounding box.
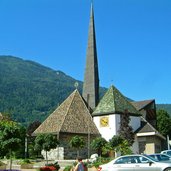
[100,117,109,127]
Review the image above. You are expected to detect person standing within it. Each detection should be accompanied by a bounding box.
[73,156,85,171]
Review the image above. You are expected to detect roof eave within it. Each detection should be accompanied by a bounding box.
[92,111,141,117]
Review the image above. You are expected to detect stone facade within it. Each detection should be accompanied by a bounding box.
[41,133,99,160]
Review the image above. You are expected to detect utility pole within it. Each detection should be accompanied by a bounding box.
[167,135,170,150]
[87,94,90,159]
[25,136,28,158]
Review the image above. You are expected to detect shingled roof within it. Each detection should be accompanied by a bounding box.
[33,89,100,135]
[135,117,165,140]
[92,85,141,116]
[131,99,155,111]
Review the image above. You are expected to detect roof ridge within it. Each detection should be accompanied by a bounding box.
[111,85,140,114]
[111,85,116,111]
[141,117,157,132]
[60,89,78,129]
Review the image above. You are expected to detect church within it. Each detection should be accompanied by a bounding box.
[34,4,165,159]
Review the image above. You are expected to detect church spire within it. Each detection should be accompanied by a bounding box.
[82,3,99,109]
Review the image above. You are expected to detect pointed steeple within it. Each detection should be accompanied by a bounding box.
[82,3,99,110]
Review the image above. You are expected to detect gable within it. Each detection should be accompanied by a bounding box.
[33,89,100,135]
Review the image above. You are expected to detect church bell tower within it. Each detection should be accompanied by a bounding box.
[82,4,99,110]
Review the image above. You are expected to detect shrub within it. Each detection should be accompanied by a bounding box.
[92,157,113,168]
[0,161,6,166]
[20,159,31,164]
[63,165,73,171]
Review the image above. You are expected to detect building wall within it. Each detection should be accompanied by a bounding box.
[130,116,141,131]
[138,136,162,154]
[93,114,120,141]
[94,114,141,142]
[132,136,139,154]
[60,133,99,159]
[40,132,99,160]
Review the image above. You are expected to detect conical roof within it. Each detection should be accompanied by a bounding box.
[93,85,141,116]
[33,89,100,135]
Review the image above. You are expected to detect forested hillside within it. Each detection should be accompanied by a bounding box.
[0,56,84,126]
[0,56,170,127]
[156,104,171,115]
[0,56,106,126]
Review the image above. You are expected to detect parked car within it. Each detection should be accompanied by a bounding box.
[98,154,171,171]
[161,150,171,157]
[149,153,171,162]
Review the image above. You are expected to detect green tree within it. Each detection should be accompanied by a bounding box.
[109,135,123,149]
[91,137,107,156]
[118,111,134,146]
[34,133,59,164]
[157,109,171,137]
[109,135,132,155]
[0,120,24,170]
[69,135,85,157]
[117,139,132,155]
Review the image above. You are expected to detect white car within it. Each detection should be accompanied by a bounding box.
[161,150,171,157]
[98,154,171,171]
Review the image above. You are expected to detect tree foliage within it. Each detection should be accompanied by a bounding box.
[118,112,134,146]
[91,137,107,156]
[109,135,132,155]
[69,135,85,157]
[157,109,171,137]
[157,104,171,116]
[0,120,25,169]
[34,133,59,164]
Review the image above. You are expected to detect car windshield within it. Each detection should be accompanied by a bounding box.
[167,151,171,156]
[150,154,170,161]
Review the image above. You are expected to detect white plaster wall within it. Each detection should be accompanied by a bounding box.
[93,114,120,141]
[94,114,141,141]
[130,116,141,131]
[94,114,141,154]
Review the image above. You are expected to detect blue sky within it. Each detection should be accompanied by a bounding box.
[0,0,171,104]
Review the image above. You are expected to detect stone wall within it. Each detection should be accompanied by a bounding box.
[41,132,99,160]
[41,147,64,160]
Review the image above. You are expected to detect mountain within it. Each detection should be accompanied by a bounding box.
[156,104,171,115]
[0,56,106,126]
[0,56,170,127]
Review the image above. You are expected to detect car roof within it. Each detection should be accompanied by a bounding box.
[161,150,171,152]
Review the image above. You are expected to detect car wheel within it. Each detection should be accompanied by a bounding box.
[164,168,171,171]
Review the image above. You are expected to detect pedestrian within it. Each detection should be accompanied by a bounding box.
[73,156,86,171]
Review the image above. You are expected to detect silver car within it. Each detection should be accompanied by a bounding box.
[98,154,171,171]
[161,150,171,157]
[149,153,171,162]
